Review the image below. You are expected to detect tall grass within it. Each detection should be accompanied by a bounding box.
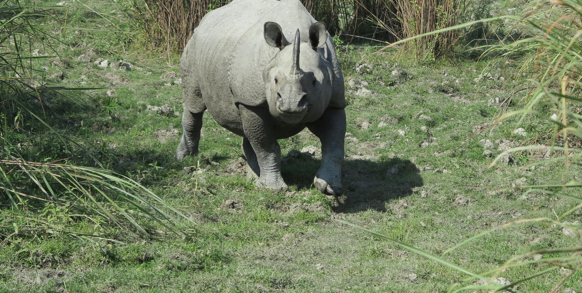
[123,0,459,57]
[0,0,190,241]
[124,0,231,55]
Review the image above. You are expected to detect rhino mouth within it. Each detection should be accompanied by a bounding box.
[278,110,308,124]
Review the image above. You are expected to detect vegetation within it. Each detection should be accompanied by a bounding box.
[0,0,580,292]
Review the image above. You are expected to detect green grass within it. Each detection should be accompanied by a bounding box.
[0,0,581,292]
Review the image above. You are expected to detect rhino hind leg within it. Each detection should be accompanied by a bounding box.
[176,110,204,160]
[242,138,260,180]
[307,108,346,196]
[176,81,206,160]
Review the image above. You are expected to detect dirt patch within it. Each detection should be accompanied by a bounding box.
[10,268,67,288]
[154,127,179,143]
[102,72,129,85]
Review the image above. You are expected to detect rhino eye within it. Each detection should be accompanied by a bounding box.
[312,79,317,86]
[275,77,278,84]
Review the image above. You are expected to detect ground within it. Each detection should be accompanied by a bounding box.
[0,1,581,292]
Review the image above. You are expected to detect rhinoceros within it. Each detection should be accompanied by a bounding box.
[176,0,346,195]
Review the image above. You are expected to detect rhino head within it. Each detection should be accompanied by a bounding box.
[263,21,333,124]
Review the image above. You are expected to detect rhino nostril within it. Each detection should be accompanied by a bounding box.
[297,95,308,108]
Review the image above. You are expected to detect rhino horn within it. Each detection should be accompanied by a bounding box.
[292,29,300,76]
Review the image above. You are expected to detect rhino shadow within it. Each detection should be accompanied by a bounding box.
[282,154,423,213]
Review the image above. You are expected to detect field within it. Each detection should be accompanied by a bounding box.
[1,0,581,292]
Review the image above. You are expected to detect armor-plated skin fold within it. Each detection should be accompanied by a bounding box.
[176,0,346,195]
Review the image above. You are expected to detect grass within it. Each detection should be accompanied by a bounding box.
[0,0,581,292]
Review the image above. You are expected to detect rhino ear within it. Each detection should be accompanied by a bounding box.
[264,22,288,49]
[309,21,327,49]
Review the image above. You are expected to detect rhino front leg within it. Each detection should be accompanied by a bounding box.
[239,105,287,191]
[307,108,346,195]
[242,137,260,180]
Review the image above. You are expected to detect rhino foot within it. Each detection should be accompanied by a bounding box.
[314,176,342,196]
[176,136,198,160]
[255,177,288,191]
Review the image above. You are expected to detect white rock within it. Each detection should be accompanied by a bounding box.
[378,121,387,128]
[550,114,558,121]
[98,60,110,68]
[397,130,405,136]
[513,128,527,136]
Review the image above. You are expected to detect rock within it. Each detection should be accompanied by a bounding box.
[418,114,432,120]
[49,72,65,80]
[497,153,515,165]
[483,150,493,158]
[550,113,558,121]
[115,60,133,71]
[354,63,373,74]
[98,60,110,68]
[378,121,387,128]
[355,87,372,97]
[221,199,243,212]
[161,72,177,80]
[421,190,428,198]
[479,139,495,150]
[106,89,116,97]
[407,273,417,281]
[513,128,527,136]
[397,130,405,136]
[533,254,543,261]
[454,195,470,206]
[562,221,580,237]
[300,145,320,157]
[77,54,91,62]
[147,104,175,117]
[355,118,370,130]
[495,277,511,286]
[513,177,527,187]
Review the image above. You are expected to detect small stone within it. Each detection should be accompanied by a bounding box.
[512,177,527,187]
[378,121,387,128]
[183,167,195,174]
[562,221,580,237]
[483,150,493,157]
[454,195,470,206]
[397,130,405,136]
[315,263,324,271]
[355,118,370,130]
[550,114,558,121]
[77,54,91,62]
[407,273,417,281]
[355,87,372,97]
[421,190,428,198]
[98,60,110,68]
[495,277,511,286]
[533,254,543,261]
[300,145,319,157]
[420,126,427,132]
[513,128,527,136]
[479,139,495,150]
[221,199,243,212]
[418,114,432,120]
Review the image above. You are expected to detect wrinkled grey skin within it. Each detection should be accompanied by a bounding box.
[176,0,346,195]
